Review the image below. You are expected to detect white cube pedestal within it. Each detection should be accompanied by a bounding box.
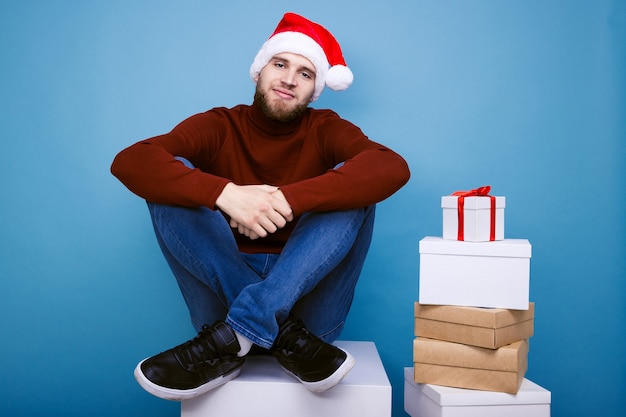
[404,367,551,417]
[181,341,391,417]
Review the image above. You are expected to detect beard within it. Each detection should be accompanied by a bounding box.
[254,89,310,124]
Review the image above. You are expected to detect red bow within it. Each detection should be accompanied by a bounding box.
[451,186,496,241]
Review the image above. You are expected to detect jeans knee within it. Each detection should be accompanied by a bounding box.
[175,156,194,168]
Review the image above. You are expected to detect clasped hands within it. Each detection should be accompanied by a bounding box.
[215,183,294,240]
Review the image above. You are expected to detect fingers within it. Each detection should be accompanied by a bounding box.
[240,187,292,233]
[236,222,261,240]
[234,207,281,239]
[218,183,294,239]
[270,189,294,221]
[251,186,292,225]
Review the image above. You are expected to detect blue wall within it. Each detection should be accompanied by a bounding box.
[1,1,624,416]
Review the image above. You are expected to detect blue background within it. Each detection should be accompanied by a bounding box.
[1,1,624,416]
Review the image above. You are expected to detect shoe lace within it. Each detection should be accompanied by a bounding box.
[175,325,224,371]
[277,319,321,357]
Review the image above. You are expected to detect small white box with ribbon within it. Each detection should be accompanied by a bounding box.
[442,186,505,242]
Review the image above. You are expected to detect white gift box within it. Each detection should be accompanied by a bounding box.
[181,341,391,417]
[404,367,551,417]
[419,237,531,310]
[442,195,505,242]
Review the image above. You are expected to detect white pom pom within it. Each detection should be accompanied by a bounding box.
[325,65,353,91]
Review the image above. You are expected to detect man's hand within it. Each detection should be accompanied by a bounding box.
[215,183,293,239]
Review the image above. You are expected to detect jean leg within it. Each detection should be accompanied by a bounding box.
[226,205,375,349]
[291,207,375,342]
[151,223,229,332]
[147,202,263,325]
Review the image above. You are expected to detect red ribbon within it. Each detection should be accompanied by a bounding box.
[451,186,496,241]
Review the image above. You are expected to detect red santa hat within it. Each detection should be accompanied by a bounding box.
[250,12,353,101]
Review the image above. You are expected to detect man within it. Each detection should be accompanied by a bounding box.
[111,12,409,401]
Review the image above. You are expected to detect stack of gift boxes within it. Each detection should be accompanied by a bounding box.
[404,187,551,417]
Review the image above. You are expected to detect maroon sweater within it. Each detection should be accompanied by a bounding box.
[111,101,410,253]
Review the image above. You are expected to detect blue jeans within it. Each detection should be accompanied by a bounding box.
[147,201,375,350]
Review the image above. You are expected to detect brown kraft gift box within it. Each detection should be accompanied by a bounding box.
[414,302,534,349]
[413,337,528,394]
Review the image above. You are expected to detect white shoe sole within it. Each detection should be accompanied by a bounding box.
[285,348,356,393]
[134,358,242,401]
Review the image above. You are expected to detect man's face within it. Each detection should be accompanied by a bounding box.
[254,52,316,123]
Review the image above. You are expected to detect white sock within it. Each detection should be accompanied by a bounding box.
[235,331,253,357]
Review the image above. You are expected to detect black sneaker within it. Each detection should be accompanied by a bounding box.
[270,317,355,393]
[134,321,244,401]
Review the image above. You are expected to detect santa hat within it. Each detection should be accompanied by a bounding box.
[250,12,353,101]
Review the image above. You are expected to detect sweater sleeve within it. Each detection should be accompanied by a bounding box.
[110,112,230,209]
[279,116,410,215]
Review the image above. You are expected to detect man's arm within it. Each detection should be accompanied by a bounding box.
[111,111,236,209]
